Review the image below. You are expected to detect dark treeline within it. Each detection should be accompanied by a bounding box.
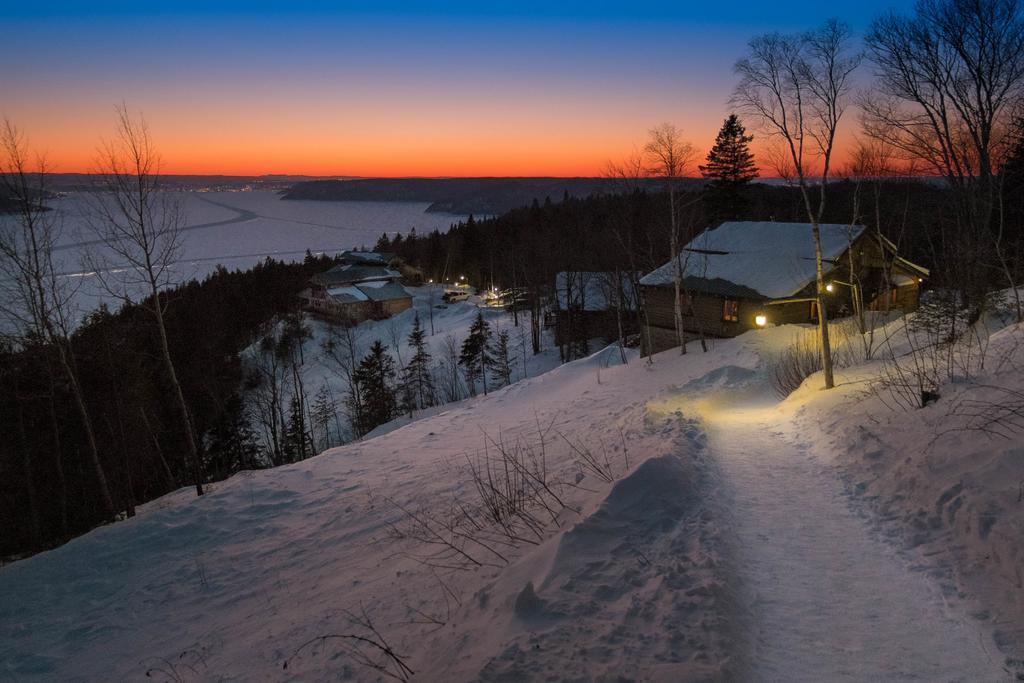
[377,175,1022,318]
[0,253,339,558]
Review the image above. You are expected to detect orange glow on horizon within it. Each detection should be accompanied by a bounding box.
[8,84,863,178]
[22,121,864,179]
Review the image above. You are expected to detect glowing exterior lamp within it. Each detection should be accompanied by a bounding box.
[825,282,835,293]
[754,314,768,328]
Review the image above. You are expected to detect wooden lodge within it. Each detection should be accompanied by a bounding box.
[299,261,412,323]
[639,221,929,355]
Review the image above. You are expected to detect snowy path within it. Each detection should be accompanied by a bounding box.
[701,401,1006,682]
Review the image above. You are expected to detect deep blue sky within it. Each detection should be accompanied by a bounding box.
[1,1,916,175]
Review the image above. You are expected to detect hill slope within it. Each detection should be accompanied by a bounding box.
[1,311,1021,680]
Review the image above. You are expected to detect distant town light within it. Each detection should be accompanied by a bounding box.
[755,314,767,327]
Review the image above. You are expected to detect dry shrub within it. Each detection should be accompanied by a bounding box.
[766,321,862,398]
[384,420,630,572]
[766,329,823,398]
[876,294,993,410]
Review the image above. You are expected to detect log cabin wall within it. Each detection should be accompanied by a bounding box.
[640,232,925,356]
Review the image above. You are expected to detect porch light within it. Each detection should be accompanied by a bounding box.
[755,314,768,327]
[825,282,835,293]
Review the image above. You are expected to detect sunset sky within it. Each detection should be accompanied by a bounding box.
[3,1,914,177]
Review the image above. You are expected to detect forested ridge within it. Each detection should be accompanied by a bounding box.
[4,132,1024,557]
[0,254,336,557]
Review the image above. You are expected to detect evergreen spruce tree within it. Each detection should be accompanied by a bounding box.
[400,314,436,416]
[699,114,758,219]
[204,395,263,480]
[490,328,516,387]
[352,340,397,434]
[282,393,314,463]
[310,384,339,451]
[459,312,493,395]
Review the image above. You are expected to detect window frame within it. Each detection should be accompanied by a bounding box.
[722,298,740,322]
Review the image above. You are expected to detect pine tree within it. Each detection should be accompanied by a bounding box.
[352,340,397,435]
[310,384,339,451]
[400,314,436,415]
[699,114,758,219]
[204,395,263,480]
[490,328,516,387]
[282,393,314,463]
[459,312,493,395]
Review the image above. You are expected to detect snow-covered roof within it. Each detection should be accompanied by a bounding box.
[356,281,410,302]
[314,264,402,286]
[555,272,639,311]
[327,285,370,303]
[639,221,865,300]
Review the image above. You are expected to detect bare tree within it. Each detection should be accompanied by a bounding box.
[86,105,204,495]
[733,20,862,389]
[437,334,465,403]
[321,321,364,442]
[863,0,1024,317]
[605,153,659,363]
[0,120,117,520]
[644,124,697,354]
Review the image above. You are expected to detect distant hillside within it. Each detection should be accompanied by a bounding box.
[27,174,331,193]
[281,177,702,214]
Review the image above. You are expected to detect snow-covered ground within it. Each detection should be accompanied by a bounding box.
[2,306,1022,681]
[245,286,567,449]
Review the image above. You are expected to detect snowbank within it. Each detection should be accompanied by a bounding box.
[778,315,1024,675]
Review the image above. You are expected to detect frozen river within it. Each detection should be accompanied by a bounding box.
[43,190,465,316]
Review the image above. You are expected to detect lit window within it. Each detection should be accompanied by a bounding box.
[723,299,739,322]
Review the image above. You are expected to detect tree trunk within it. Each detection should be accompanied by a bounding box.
[57,341,116,520]
[15,396,42,547]
[812,221,835,389]
[140,407,177,489]
[153,300,204,496]
[47,387,69,539]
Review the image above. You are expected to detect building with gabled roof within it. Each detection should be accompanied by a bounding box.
[639,221,929,355]
[301,262,412,322]
[551,271,640,354]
